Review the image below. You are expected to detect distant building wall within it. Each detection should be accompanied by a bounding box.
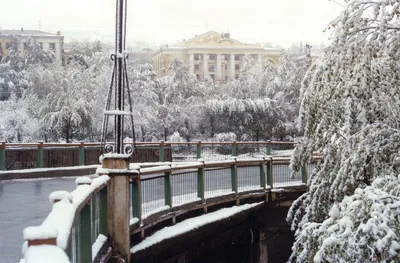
[0,29,64,62]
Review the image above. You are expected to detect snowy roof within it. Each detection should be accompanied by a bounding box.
[0,29,62,37]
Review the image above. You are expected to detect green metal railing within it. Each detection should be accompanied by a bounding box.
[19,156,319,263]
[0,141,301,171]
[130,157,318,225]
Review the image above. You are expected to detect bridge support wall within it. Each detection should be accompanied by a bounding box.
[131,197,299,263]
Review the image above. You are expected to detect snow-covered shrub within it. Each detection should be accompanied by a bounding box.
[213,132,237,142]
[168,131,185,142]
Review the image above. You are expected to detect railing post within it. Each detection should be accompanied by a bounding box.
[197,165,205,201]
[266,140,271,155]
[77,204,92,263]
[231,140,237,157]
[266,157,273,189]
[102,155,132,262]
[131,175,142,221]
[196,140,202,159]
[159,140,165,162]
[99,187,108,236]
[79,141,85,166]
[301,165,308,184]
[91,197,96,244]
[164,171,172,207]
[37,141,43,168]
[0,142,5,170]
[231,159,238,193]
[260,160,266,189]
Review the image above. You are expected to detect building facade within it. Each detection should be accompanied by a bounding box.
[0,29,64,62]
[152,31,282,81]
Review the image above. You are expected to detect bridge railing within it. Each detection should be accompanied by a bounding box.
[20,175,110,263]
[166,140,297,162]
[129,156,320,227]
[19,156,320,262]
[0,140,298,170]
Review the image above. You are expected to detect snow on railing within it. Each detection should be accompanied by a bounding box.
[20,175,110,263]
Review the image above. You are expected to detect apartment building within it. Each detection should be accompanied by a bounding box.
[0,28,64,62]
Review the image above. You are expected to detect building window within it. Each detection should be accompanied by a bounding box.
[194,64,199,70]
[39,43,43,49]
[235,54,240,60]
[209,54,215,60]
[194,54,200,60]
[49,43,56,50]
[196,74,200,80]
[6,43,10,49]
[209,65,215,72]
[210,74,215,80]
[235,74,239,79]
[225,65,227,70]
[23,42,28,50]
[235,65,240,70]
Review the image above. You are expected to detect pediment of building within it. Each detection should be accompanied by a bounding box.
[179,31,253,47]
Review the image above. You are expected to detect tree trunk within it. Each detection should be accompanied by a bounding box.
[256,128,260,142]
[210,115,215,138]
[65,121,70,143]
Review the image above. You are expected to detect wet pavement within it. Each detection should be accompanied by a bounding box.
[0,178,76,263]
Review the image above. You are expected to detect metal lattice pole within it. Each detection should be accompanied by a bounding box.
[101,0,135,156]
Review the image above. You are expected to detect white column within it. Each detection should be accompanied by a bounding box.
[43,42,50,52]
[257,54,262,74]
[55,41,61,61]
[189,53,194,73]
[216,54,222,81]
[203,53,208,80]
[229,54,235,80]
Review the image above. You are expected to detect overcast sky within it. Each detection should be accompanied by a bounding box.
[1,0,346,48]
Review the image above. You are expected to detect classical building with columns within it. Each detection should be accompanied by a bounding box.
[152,31,282,81]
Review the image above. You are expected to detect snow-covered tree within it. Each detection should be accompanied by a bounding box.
[262,52,305,140]
[293,175,400,262]
[67,40,104,68]
[0,63,31,100]
[0,94,39,142]
[2,35,24,71]
[29,63,93,142]
[25,37,54,66]
[204,55,281,140]
[148,58,199,141]
[128,63,160,141]
[288,0,400,261]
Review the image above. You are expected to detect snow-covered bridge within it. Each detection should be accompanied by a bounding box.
[14,155,319,263]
